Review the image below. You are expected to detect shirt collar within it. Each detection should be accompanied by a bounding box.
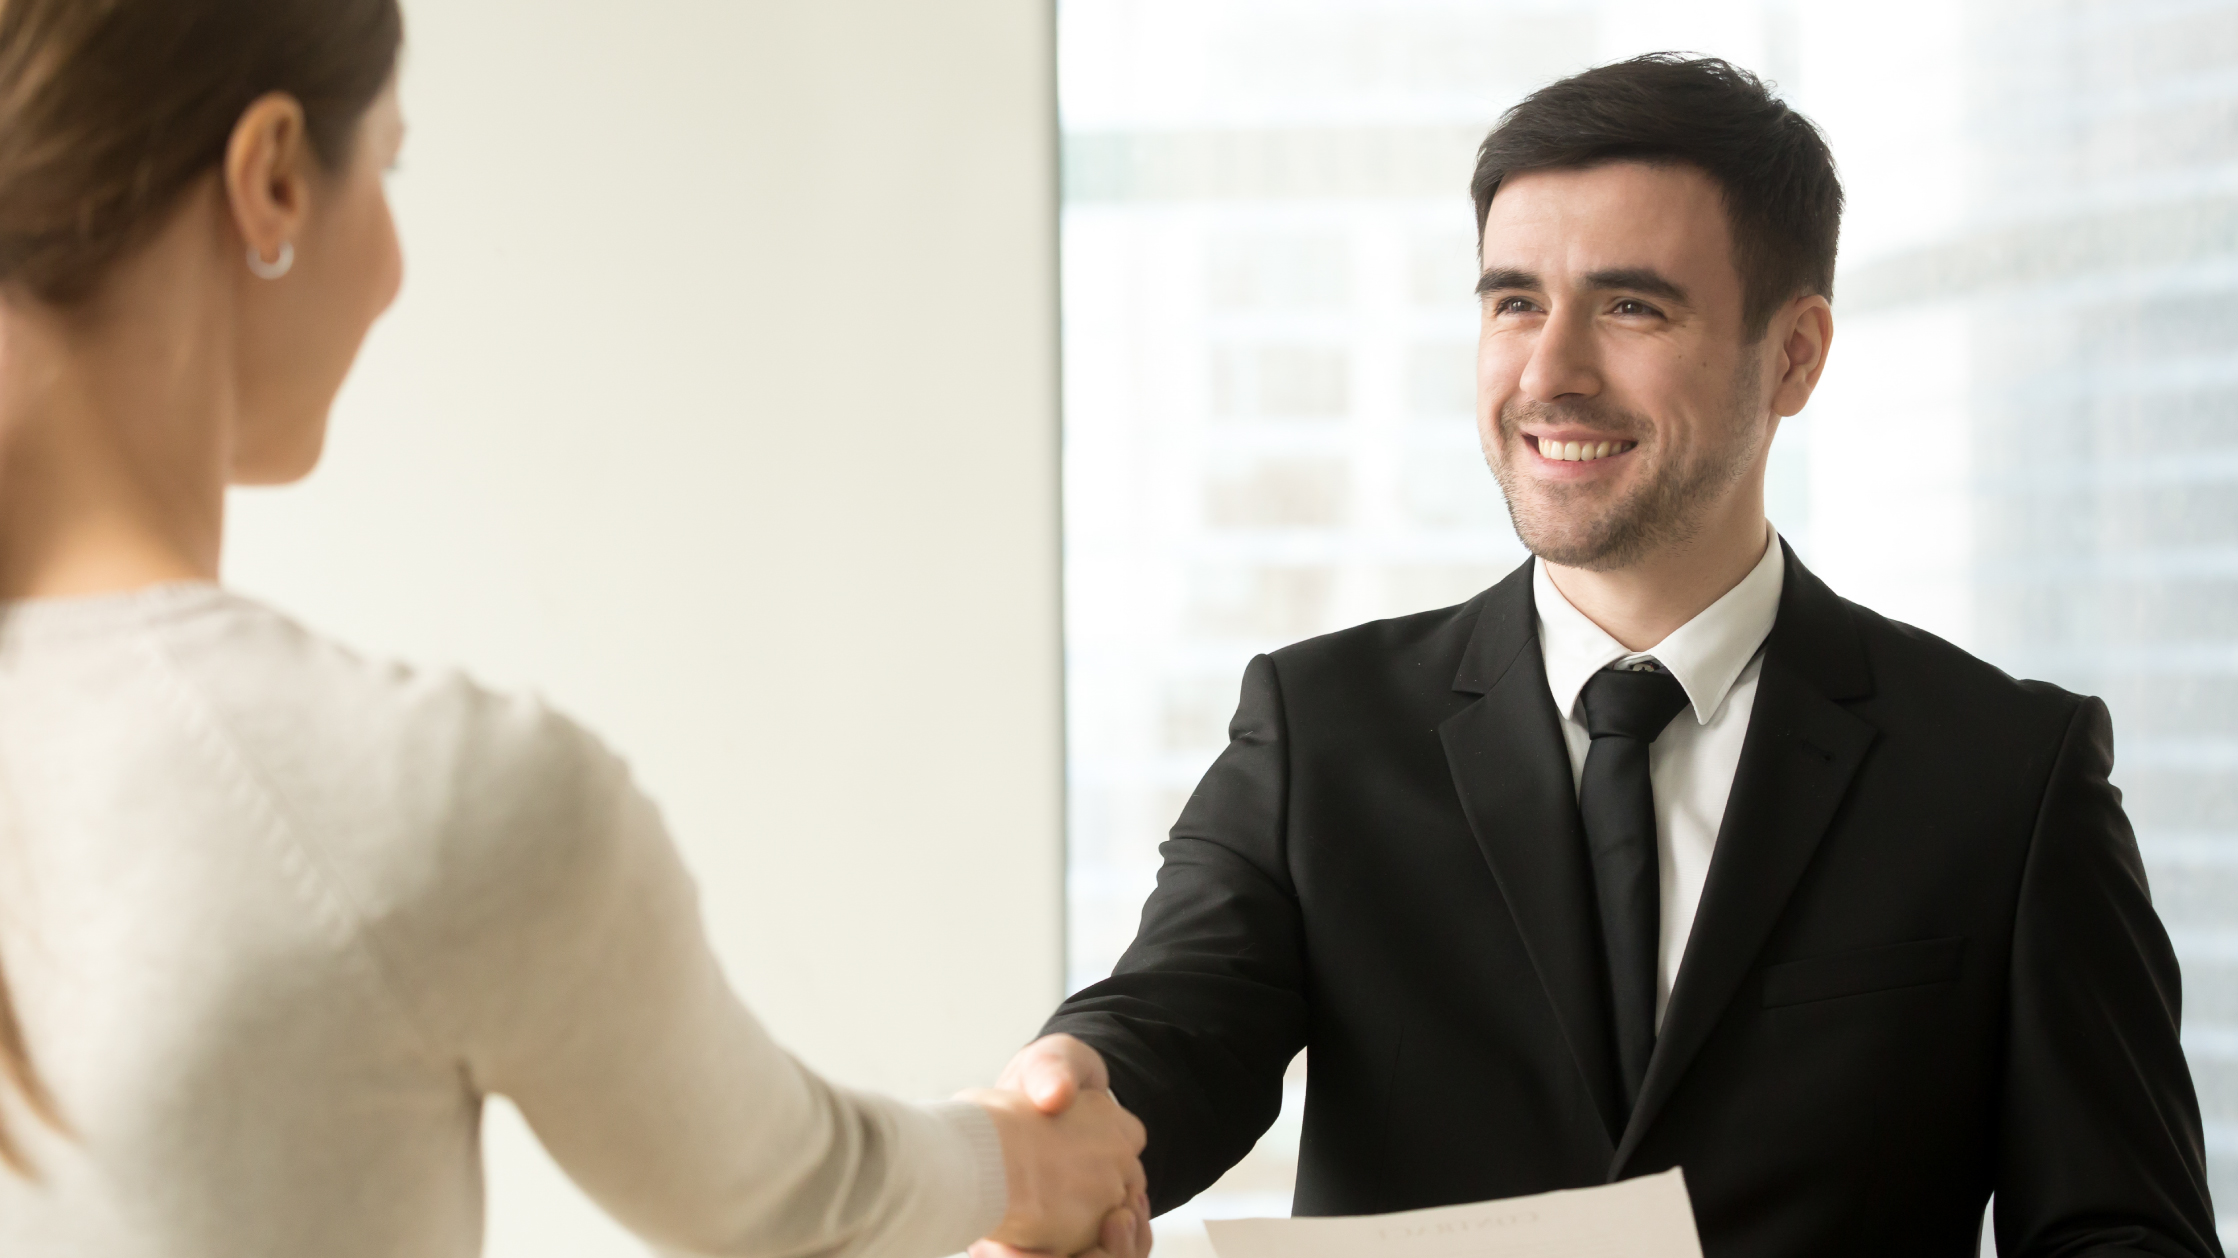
[1534,528,1786,728]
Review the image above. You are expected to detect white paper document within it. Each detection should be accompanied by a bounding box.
[1203,1167,1703,1258]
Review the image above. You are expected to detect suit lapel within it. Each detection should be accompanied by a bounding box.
[1440,560,1627,1147]
[1612,545,1878,1173]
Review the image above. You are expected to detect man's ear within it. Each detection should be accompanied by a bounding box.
[1768,295,1834,419]
[223,93,314,270]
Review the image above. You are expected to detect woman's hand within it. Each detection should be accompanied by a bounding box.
[969,1192,1154,1258]
[959,1085,1147,1253]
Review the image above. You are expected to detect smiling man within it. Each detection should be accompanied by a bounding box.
[989,55,2219,1258]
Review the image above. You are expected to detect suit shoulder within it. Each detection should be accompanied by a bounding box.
[1262,595,1486,680]
[1260,593,1487,695]
[1841,597,2085,724]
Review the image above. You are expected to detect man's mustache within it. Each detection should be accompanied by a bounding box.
[1496,398,1649,442]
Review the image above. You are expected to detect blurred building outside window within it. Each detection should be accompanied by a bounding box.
[1059,2,2238,1254]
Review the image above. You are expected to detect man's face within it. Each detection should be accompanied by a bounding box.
[1476,161,1776,571]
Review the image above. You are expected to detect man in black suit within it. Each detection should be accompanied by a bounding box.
[984,55,2219,1258]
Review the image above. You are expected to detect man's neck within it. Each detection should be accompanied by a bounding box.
[1543,512,1774,652]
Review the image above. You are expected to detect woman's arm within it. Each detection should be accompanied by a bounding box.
[394,696,1136,1257]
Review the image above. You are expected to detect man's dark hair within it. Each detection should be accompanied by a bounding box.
[1471,53,1843,340]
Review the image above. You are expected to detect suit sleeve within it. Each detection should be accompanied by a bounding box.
[1042,652,1309,1215]
[1997,695,2223,1258]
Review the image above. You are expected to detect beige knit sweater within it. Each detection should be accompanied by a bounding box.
[0,583,1005,1257]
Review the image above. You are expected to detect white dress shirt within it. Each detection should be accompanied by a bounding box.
[1534,531,1786,1027]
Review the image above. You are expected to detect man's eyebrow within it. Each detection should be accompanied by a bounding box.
[1475,266,1540,295]
[1583,267,1689,304]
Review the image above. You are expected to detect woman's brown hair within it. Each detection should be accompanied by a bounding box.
[0,0,402,1173]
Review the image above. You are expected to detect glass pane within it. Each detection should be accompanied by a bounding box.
[1059,1,2238,1250]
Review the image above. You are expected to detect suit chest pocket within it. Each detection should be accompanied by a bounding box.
[1761,936,1966,1008]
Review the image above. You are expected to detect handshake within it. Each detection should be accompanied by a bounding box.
[962,1034,1148,1258]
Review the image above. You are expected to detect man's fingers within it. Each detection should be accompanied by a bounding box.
[1103,1194,1152,1258]
[967,1193,1150,1258]
[1098,1205,1134,1255]
[1064,1203,1148,1258]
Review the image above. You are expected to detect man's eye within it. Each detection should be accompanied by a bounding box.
[1493,296,1538,315]
[1612,299,1658,317]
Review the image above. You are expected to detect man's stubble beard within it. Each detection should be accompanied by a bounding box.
[1486,356,1765,573]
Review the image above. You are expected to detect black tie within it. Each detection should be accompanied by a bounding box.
[1578,663,1691,1117]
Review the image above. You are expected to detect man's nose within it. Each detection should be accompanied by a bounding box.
[1518,308,1601,403]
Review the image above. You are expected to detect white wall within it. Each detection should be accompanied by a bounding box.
[224,3,1062,1253]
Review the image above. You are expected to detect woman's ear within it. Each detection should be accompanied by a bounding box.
[223,93,314,274]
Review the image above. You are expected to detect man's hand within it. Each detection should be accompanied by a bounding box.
[998,1033,1110,1116]
[969,1191,1154,1258]
[959,1084,1145,1254]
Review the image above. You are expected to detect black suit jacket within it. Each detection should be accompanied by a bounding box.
[1046,546,2220,1257]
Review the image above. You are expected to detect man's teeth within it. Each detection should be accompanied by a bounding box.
[1541,439,1630,462]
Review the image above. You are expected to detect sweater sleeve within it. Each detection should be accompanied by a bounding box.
[387,692,1007,1258]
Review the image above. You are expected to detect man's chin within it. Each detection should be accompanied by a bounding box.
[1520,531,1632,572]
[1492,455,1662,569]
[1507,494,1658,573]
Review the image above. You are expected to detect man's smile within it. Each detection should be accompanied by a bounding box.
[1524,432,1638,465]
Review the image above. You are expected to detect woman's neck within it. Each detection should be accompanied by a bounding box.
[0,237,235,600]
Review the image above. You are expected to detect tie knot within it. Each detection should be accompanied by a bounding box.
[1580,665,1691,742]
